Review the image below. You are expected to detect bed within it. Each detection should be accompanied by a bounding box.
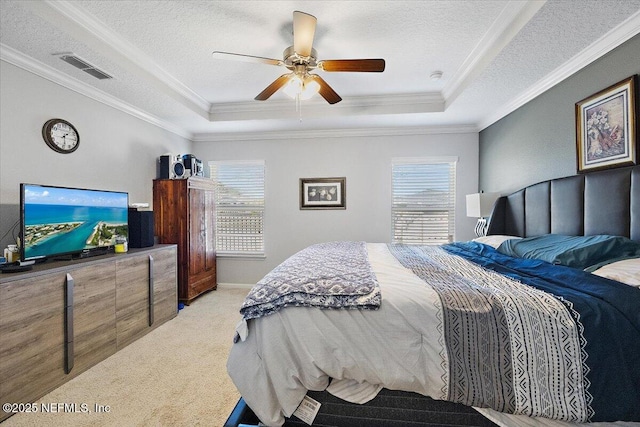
[225,165,640,427]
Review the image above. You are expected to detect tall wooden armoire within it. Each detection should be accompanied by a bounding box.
[153,177,216,304]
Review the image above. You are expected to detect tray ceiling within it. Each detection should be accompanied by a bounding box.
[1,1,639,140]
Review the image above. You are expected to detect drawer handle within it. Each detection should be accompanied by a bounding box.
[65,273,74,374]
[148,255,154,326]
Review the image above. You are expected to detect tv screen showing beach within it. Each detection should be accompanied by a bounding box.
[22,184,128,260]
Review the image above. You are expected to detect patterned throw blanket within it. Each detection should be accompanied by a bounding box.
[240,241,380,320]
[389,242,640,423]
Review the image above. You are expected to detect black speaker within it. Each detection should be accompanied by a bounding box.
[182,154,204,177]
[159,155,171,179]
[182,154,197,171]
[128,209,154,248]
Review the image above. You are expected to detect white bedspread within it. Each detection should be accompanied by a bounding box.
[228,243,447,425]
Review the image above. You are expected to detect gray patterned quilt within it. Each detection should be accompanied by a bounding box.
[239,241,380,320]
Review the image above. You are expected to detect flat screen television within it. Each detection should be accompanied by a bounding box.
[20,183,129,261]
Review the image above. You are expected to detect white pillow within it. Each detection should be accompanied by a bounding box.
[473,235,521,249]
[592,258,640,288]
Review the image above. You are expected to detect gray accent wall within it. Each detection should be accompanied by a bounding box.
[479,34,640,194]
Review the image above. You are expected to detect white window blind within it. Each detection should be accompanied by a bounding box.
[391,157,457,245]
[209,160,265,256]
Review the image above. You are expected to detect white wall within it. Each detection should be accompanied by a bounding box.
[195,131,479,284]
[1,60,479,285]
[0,61,191,249]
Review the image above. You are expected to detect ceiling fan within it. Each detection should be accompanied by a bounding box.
[212,11,385,104]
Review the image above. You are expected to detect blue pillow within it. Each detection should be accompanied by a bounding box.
[497,234,640,270]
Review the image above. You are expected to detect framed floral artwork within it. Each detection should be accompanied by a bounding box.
[300,177,346,210]
[575,75,637,173]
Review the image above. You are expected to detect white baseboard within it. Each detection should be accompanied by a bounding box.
[217,282,255,290]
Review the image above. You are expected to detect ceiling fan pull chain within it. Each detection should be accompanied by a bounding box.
[296,94,303,122]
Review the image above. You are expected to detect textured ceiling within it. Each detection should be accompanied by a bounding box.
[1,0,640,140]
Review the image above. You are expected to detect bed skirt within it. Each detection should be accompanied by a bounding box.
[224,388,498,427]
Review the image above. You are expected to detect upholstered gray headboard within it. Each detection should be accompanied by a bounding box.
[486,165,640,242]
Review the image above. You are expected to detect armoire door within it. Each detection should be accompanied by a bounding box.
[204,188,216,272]
[188,187,207,277]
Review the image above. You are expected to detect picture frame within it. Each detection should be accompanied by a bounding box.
[300,177,346,210]
[575,75,637,173]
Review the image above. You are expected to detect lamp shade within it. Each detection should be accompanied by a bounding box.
[466,192,499,218]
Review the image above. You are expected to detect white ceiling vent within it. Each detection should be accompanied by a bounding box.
[53,52,113,80]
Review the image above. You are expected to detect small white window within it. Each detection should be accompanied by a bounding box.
[209,160,265,257]
[391,157,457,245]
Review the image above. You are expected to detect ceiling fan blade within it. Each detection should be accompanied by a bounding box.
[212,51,283,67]
[255,74,292,101]
[307,74,342,104]
[293,11,317,57]
[319,59,386,72]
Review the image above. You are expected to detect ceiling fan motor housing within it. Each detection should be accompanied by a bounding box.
[283,46,318,69]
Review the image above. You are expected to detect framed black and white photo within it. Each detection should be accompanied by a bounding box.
[575,75,637,173]
[300,177,346,210]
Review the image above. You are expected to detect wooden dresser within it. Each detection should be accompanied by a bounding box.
[0,245,178,421]
[153,177,217,304]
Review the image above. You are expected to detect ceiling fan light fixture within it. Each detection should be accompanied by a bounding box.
[283,75,303,99]
[300,78,320,100]
[282,73,320,100]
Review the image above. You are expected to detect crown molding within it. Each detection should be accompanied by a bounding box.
[443,0,546,108]
[1,43,192,140]
[8,0,631,140]
[478,9,640,130]
[22,1,448,124]
[192,124,478,142]
[208,92,445,122]
[21,0,211,119]
[1,41,470,143]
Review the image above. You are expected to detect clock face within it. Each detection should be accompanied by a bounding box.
[42,119,80,153]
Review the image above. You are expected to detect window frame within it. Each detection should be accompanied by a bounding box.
[391,156,458,245]
[208,160,266,258]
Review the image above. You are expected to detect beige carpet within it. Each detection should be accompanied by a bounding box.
[2,285,250,427]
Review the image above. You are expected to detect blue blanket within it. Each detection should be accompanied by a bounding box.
[496,234,640,270]
[443,241,640,422]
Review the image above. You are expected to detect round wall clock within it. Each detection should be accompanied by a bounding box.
[42,118,80,154]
